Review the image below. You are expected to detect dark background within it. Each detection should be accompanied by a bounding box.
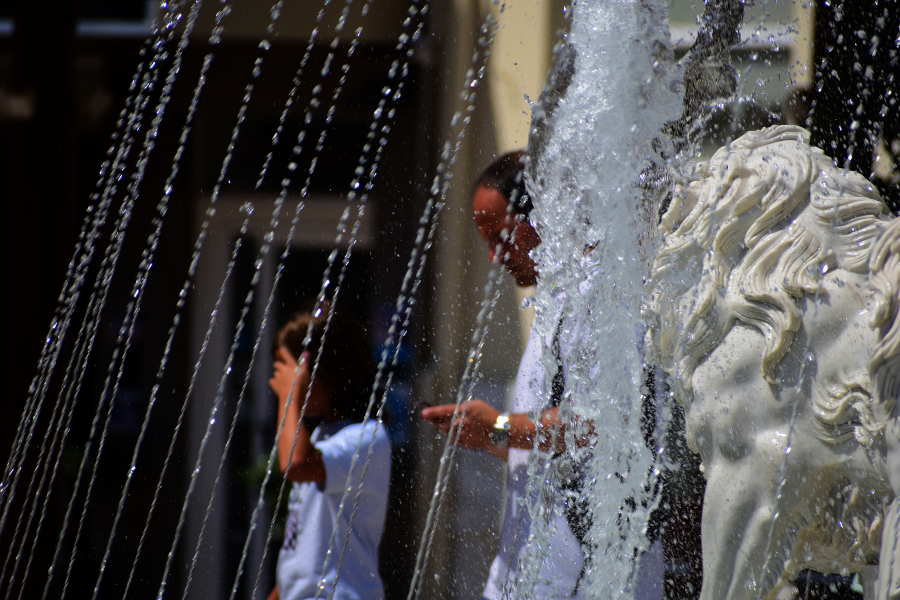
[0,1,437,598]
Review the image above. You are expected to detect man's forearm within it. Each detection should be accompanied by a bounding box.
[508,413,538,451]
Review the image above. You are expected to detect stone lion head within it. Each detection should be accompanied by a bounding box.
[648,125,891,445]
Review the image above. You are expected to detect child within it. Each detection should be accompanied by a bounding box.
[267,302,391,600]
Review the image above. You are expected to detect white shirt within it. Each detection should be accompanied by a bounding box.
[277,419,392,600]
[483,327,589,600]
[483,254,664,600]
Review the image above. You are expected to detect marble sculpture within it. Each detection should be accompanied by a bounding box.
[646,125,897,600]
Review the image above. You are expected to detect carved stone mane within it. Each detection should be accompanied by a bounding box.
[870,218,900,409]
[868,218,900,600]
[649,125,891,444]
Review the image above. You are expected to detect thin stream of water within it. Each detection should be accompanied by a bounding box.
[1,339,82,600]
[329,194,443,600]
[304,17,437,600]
[146,19,360,600]
[156,24,378,592]
[246,232,349,600]
[224,199,322,600]
[179,215,288,600]
[754,277,833,597]
[10,318,113,600]
[324,95,449,590]
[178,221,276,599]
[231,9,426,599]
[132,1,375,596]
[153,249,270,599]
[1,203,110,520]
[87,6,338,598]
[252,0,359,196]
[0,11,189,600]
[295,8,368,200]
[214,13,376,596]
[236,6,463,595]
[222,29,404,600]
[240,209,364,600]
[256,27,319,190]
[411,268,505,600]
[260,0,369,224]
[40,2,211,594]
[24,26,200,600]
[409,268,501,596]
[120,45,276,600]
[0,22,175,543]
[176,4,373,576]
[756,353,814,598]
[231,36,433,582]
[120,224,247,600]
[88,35,220,600]
[294,224,363,600]
[0,31,168,513]
[401,21,497,599]
[56,3,209,597]
[249,107,401,598]
[12,90,240,587]
[37,56,175,591]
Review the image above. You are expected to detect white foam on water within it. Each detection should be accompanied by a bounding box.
[523,1,682,597]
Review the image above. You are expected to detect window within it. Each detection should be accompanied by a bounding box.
[0,0,157,37]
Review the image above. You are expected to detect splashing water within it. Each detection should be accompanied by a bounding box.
[523,1,682,597]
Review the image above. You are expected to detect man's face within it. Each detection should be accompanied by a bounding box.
[472,185,540,287]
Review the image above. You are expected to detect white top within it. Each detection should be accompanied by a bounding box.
[483,257,664,599]
[277,419,392,600]
[483,326,589,600]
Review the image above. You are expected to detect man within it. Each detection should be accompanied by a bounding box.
[421,150,595,599]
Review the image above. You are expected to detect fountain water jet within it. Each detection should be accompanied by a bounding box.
[520,0,681,596]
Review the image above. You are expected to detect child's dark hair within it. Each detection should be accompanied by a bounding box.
[474,150,532,217]
[273,301,374,423]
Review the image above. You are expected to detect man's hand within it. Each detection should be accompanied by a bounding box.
[419,401,583,458]
[269,347,309,406]
[420,399,501,453]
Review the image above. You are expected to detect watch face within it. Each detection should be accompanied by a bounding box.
[490,427,510,448]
